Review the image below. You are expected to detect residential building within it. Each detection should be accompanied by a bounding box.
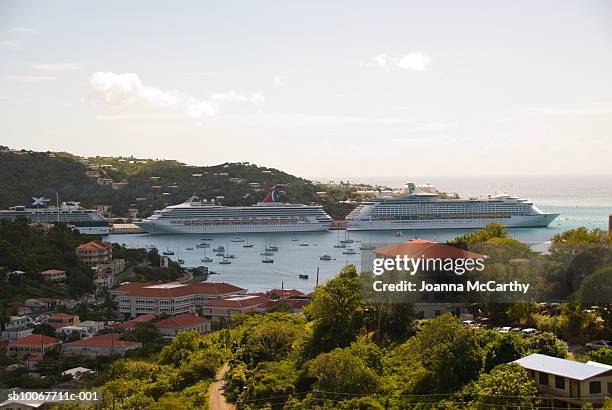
[155,313,211,338]
[76,240,113,265]
[203,295,268,320]
[62,366,93,379]
[24,298,62,312]
[79,320,105,335]
[92,266,115,290]
[63,333,141,356]
[111,281,247,318]
[17,306,32,315]
[96,177,113,186]
[111,181,129,190]
[1,316,33,341]
[85,170,101,178]
[40,269,67,282]
[47,312,79,329]
[7,334,61,357]
[515,353,612,407]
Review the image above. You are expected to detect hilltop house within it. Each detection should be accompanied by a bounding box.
[515,353,612,407]
[41,269,67,282]
[7,334,61,357]
[155,313,211,338]
[63,333,141,357]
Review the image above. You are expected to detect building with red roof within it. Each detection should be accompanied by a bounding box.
[155,313,211,338]
[374,239,487,260]
[114,313,157,331]
[47,312,80,329]
[373,239,486,320]
[266,289,305,298]
[111,281,247,318]
[76,240,113,266]
[63,333,141,357]
[7,334,61,357]
[203,295,268,320]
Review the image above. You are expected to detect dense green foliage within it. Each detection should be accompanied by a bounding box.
[0,150,370,219]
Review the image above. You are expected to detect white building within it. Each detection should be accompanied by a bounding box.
[110,281,246,318]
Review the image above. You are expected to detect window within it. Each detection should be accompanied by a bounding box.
[589,381,601,395]
[539,372,548,385]
[555,376,565,390]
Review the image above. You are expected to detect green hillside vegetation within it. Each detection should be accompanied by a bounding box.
[1,149,369,219]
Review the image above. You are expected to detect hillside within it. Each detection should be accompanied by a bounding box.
[0,147,362,219]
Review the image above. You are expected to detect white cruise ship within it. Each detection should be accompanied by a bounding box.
[0,196,110,234]
[346,183,559,230]
[137,185,332,234]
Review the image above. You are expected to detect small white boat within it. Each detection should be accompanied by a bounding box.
[320,254,332,261]
[262,257,274,263]
[231,238,244,243]
[265,246,279,252]
[333,243,346,248]
[177,259,185,264]
[201,257,213,262]
[185,247,194,251]
[342,248,358,255]
[299,243,309,247]
[219,258,231,265]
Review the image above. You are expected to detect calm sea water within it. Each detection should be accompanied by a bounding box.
[106,175,611,293]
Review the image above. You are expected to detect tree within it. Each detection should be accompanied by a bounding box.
[410,314,484,392]
[304,265,370,355]
[589,348,612,365]
[244,320,301,363]
[466,363,538,409]
[308,348,379,398]
[447,223,508,250]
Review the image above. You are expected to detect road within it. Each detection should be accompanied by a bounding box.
[209,362,235,410]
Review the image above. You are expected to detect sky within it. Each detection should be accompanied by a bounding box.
[1,0,612,179]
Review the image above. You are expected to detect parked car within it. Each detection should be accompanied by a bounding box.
[585,340,612,351]
[498,326,512,333]
[521,328,539,337]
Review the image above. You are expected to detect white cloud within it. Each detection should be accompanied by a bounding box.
[368,52,432,71]
[32,63,82,72]
[88,72,265,118]
[0,40,23,49]
[273,75,284,87]
[1,75,56,82]
[7,27,36,33]
[371,54,389,70]
[396,52,431,71]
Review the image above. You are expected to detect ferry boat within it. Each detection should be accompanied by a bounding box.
[346,183,559,230]
[0,195,109,234]
[137,185,332,234]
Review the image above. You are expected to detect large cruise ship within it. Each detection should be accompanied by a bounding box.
[346,183,559,230]
[0,196,110,234]
[137,185,332,234]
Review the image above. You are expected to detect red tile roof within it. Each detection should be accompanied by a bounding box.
[112,281,246,298]
[114,314,157,330]
[64,333,139,348]
[48,312,76,320]
[9,334,59,346]
[374,239,487,259]
[205,295,267,308]
[41,269,66,275]
[76,240,111,251]
[267,289,305,298]
[155,314,210,328]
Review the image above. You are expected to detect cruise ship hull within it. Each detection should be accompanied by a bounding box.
[137,221,330,234]
[347,213,559,231]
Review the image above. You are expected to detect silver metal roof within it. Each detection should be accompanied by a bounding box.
[514,353,612,381]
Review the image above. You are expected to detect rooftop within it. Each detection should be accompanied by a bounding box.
[112,281,246,298]
[76,240,112,251]
[374,239,487,260]
[64,333,140,348]
[41,269,66,275]
[205,295,267,308]
[8,334,59,346]
[514,353,612,381]
[155,313,210,328]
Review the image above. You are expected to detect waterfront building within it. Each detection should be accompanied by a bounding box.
[111,281,247,318]
[515,353,612,407]
[155,313,211,338]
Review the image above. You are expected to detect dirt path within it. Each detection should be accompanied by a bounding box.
[209,362,235,410]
